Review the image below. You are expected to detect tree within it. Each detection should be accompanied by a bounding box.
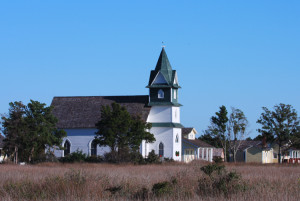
[23,100,66,162]
[198,132,222,148]
[227,107,249,162]
[206,106,229,162]
[257,103,300,163]
[291,126,300,149]
[1,102,26,164]
[253,134,274,142]
[1,100,66,163]
[95,102,155,162]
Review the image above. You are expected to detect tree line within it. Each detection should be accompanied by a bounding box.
[0,101,156,164]
[200,103,300,163]
[1,100,300,164]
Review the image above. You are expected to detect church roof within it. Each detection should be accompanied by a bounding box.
[51,95,151,129]
[147,48,180,88]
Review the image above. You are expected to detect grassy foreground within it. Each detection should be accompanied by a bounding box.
[0,161,299,201]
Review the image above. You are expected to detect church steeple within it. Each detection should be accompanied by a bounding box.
[154,48,173,84]
[147,48,182,107]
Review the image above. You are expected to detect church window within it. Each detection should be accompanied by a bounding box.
[175,134,179,143]
[158,89,164,99]
[64,140,71,156]
[91,140,97,156]
[174,89,177,99]
[159,142,164,157]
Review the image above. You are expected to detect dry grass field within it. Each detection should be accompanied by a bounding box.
[0,161,299,201]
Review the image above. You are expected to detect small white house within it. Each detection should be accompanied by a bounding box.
[182,128,214,163]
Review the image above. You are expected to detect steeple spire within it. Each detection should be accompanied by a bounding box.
[154,48,173,83]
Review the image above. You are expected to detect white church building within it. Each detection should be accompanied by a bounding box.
[51,48,214,162]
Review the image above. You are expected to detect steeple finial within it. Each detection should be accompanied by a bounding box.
[162,41,165,48]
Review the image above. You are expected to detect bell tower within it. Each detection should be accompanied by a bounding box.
[143,48,183,161]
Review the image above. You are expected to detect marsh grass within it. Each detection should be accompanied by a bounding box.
[0,161,299,200]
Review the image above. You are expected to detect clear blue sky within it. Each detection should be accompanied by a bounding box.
[1,1,299,138]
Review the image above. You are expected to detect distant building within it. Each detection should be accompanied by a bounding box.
[234,141,278,163]
[182,128,214,163]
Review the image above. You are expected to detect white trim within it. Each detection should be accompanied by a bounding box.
[62,138,72,157]
[88,139,98,156]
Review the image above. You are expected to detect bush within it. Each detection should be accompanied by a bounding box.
[163,157,175,163]
[59,150,87,163]
[198,163,246,197]
[145,150,160,164]
[130,151,146,165]
[152,181,172,196]
[85,155,103,163]
[213,156,223,164]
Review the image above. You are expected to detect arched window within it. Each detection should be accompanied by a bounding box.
[91,140,97,156]
[175,134,179,143]
[174,89,177,99]
[158,89,164,99]
[159,142,164,157]
[64,140,71,156]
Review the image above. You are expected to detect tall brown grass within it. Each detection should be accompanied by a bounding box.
[0,161,299,201]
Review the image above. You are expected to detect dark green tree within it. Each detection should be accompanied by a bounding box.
[198,132,222,148]
[253,134,274,142]
[128,115,155,152]
[23,100,66,162]
[1,101,26,164]
[95,102,155,162]
[206,106,229,162]
[1,100,66,163]
[291,126,300,149]
[257,103,300,163]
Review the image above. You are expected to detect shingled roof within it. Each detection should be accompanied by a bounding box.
[183,138,214,148]
[51,95,151,129]
[182,127,194,135]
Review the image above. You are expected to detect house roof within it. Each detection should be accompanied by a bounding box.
[182,127,194,135]
[235,140,262,151]
[183,138,214,148]
[0,135,4,149]
[51,95,151,129]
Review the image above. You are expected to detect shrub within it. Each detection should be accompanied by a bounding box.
[130,151,146,165]
[85,155,103,163]
[145,150,160,164]
[59,150,87,163]
[163,157,175,163]
[152,181,172,196]
[198,163,246,197]
[200,163,225,177]
[105,185,122,195]
[213,156,223,164]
